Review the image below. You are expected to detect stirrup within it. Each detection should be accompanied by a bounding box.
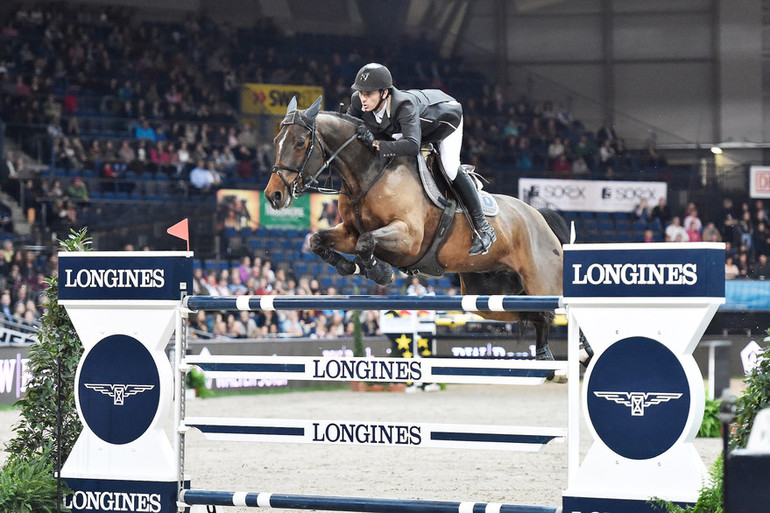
[469,229,495,256]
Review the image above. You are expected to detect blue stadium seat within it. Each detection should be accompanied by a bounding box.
[600,231,616,242]
[615,219,631,231]
[223,226,238,240]
[598,219,614,231]
[616,231,632,242]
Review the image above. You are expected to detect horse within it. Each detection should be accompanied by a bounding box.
[265,97,582,375]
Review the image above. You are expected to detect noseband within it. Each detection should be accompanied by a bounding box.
[271,111,358,198]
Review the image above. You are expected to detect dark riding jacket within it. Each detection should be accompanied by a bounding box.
[348,88,462,158]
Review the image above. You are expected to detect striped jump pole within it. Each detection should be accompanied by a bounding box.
[185,355,568,385]
[179,489,560,513]
[183,294,563,313]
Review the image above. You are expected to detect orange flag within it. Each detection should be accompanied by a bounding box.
[167,218,190,251]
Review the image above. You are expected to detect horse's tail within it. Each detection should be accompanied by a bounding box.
[538,208,569,245]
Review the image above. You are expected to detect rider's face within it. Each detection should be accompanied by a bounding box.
[360,90,384,112]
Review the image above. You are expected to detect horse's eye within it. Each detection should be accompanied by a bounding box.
[295,139,306,149]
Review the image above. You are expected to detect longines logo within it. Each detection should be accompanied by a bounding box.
[571,262,697,286]
[63,268,165,289]
[594,391,683,416]
[312,422,422,445]
[312,359,422,381]
[84,383,155,406]
[63,490,161,512]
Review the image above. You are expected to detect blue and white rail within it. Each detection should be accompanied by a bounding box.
[184,355,567,386]
[183,417,565,452]
[179,489,560,513]
[183,294,562,313]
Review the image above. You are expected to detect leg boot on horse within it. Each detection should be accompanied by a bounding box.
[310,237,357,277]
[354,254,395,285]
[453,168,497,256]
[354,231,395,285]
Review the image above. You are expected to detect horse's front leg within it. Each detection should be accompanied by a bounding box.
[310,224,358,277]
[352,220,421,286]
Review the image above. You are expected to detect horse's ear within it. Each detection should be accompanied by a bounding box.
[286,96,298,114]
[305,96,323,121]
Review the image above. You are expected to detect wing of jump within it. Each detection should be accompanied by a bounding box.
[593,391,632,407]
[643,392,683,406]
[124,384,156,397]
[83,383,116,398]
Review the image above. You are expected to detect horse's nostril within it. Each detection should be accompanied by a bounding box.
[272,191,282,203]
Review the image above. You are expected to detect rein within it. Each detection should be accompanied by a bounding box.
[272,111,394,234]
[345,157,393,234]
[271,113,358,199]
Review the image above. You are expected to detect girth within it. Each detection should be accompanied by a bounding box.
[396,196,456,277]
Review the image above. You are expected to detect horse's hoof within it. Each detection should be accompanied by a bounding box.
[549,371,568,384]
[579,332,594,369]
[354,256,394,285]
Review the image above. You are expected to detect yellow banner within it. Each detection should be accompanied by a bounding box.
[241,84,324,115]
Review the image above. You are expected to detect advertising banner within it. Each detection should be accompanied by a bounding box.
[241,83,324,116]
[311,193,341,231]
[518,178,667,212]
[750,166,770,198]
[0,344,31,405]
[216,189,262,229]
[260,193,310,229]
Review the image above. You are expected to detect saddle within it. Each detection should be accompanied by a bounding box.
[417,149,499,216]
[396,149,498,278]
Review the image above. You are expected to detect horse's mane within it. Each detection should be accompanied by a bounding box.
[320,110,363,127]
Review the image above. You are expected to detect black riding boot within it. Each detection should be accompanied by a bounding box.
[453,168,497,255]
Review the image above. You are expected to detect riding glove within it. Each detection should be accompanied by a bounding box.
[356,125,377,152]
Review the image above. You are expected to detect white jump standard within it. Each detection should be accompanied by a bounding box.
[56,242,725,513]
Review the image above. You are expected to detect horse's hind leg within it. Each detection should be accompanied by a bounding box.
[579,329,594,367]
[527,312,566,383]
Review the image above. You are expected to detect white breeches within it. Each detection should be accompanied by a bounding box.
[438,117,463,181]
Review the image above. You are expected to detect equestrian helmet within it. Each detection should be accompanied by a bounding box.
[352,63,393,92]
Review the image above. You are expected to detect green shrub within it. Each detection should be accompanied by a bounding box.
[654,328,770,512]
[651,455,723,513]
[187,367,214,398]
[0,228,90,512]
[732,331,770,448]
[698,398,722,438]
[5,229,89,463]
[0,443,69,512]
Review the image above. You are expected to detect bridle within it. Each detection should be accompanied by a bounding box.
[271,111,358,199]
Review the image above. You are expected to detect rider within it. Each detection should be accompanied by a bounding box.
[347,63,497,256]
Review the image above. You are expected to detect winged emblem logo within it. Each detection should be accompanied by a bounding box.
[360,72,369,81]
[594,391,682,416]
[84,383,156,406]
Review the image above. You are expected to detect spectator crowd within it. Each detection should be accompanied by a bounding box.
[0,2,765,339]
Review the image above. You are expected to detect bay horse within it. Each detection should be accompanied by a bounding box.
[265,97,578,374]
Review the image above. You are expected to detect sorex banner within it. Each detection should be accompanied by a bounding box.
[260,193,310,229]
[241,84,324,115]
